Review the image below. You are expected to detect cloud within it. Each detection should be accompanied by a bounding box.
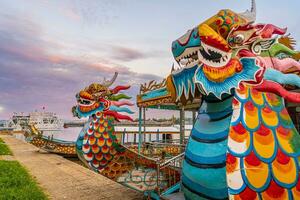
[0,14,162,119]
[109,45,146,62]
[77,41,166,63]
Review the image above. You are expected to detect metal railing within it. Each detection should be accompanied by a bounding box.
[127,141,185,159]
[110,144,184,197]
[120,128,187,145]
[156,152,184,196]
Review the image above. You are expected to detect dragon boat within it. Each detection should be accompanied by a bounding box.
[25,124,77,157]
[23,1,300,198]
[25,122,184,160]
[136,0,300,199]
[70,72,185,197]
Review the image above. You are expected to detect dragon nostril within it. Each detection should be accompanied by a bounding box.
[172,43,177,50]
[193,30,199,39]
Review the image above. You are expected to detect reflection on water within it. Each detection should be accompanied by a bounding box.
[41,127,165,143]
[40,127,177,143]
[41,127,83,142]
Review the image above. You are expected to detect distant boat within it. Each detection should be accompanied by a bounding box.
[0,120,18,131]
[28,111,64,131]
[4,111,64,132]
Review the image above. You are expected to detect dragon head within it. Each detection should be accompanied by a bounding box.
[72,72,134,121]
[171,7,251,74]
[171,0,298,99]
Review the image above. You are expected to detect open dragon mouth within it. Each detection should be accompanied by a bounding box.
[77,97,95,107]
[198,43,231,67]
[175,43,231,68]
[175,47,200,68]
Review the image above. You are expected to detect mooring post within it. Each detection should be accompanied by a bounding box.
[192,110,197,125]
[138,107,142,154]
[180,107,185,144]
[143,107,146,142]
[122,128,126,144]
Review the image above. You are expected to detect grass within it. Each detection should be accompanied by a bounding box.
[0,161,48,200]
[0,138,12,155]
[0,137,47,199]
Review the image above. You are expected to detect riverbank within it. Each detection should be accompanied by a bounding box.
[0,136,47,199]
[0,135,143,200]
[0,137,11,155]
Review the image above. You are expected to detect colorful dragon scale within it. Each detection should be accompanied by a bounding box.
[72,72,135,179]
[171,0,300,199]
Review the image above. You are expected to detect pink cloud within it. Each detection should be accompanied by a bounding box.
[0,44,46,63]
[0,14,162,120]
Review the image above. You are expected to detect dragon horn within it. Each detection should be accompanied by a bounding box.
[102,72,118,87]
[239,0,256,23]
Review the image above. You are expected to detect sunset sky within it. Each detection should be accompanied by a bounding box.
[1,0,300,119]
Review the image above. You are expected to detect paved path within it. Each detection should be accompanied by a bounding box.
[0,135,143,200]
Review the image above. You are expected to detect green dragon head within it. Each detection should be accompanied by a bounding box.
[171,0,299,100]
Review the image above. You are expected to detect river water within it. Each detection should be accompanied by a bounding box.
[15,125,189,143]
[40,127,83,142]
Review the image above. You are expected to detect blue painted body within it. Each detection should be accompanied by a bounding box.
[182,96,233,200]
[195,58,260,98]
[172,65,198,100]
[264,68,300,87]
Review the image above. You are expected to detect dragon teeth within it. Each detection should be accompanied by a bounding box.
[176,47,201,68]
[202,43,211,56]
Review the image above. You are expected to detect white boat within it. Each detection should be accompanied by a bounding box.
[0,120,20,131]
[11,112,30,131]
[2,111,64,132]
[28,111,64,131]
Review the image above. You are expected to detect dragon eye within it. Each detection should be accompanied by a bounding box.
[234,34,244,44]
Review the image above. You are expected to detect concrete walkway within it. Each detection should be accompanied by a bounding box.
[0,135,143,200]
